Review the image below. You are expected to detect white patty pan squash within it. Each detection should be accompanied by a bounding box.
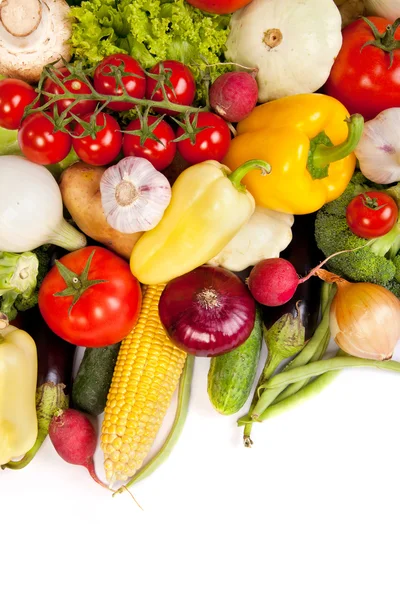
[208,207,294,272]
[225,0,343,103]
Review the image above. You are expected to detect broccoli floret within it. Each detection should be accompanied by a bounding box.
[0,252,39,320]
[14,246,52,313]
[315,172,400,296]
[0,246,52,320]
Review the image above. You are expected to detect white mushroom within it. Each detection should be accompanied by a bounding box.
[0,0,72,83]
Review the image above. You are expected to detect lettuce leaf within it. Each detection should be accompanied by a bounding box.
[69,0,232,101]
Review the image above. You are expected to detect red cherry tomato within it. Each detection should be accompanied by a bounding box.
[176,112,231,164]
[72,113,122,167]
[43,67,97,116]
[146,60,196,115]
[185,0,252,14]
[0,79,38,130]
[93,54,146,111]
[123,116,176,171]
[346,191,399,239]
[324,17,400,121]
[18,113,72,165]
[38,246,142,347]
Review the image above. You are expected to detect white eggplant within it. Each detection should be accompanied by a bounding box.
[0,156,86,252]
[225,0,343,103]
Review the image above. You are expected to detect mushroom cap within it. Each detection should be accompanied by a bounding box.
[0,0,73,83]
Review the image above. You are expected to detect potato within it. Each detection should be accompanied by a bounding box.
[60,162,141,260]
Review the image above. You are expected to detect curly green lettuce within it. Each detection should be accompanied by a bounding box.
[69,0,232,101]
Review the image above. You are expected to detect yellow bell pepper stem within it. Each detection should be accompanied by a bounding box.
[228,159,272,191]
[311,114,364,172]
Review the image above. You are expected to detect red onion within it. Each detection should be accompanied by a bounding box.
[158,265,256,357]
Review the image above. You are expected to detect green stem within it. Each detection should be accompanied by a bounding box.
[227,160,272,191]
[48,219,87,251]
[114,355,195,493]
[3,429,48,470]
[2,383,68,470]
[263,355,400,390]
[312,114,364,170]
[30,88,206,124]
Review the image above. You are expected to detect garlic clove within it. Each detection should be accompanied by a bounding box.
[100,156,172,234]
[355,108,400,185]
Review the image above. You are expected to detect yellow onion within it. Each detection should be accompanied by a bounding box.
[317,270,400,360]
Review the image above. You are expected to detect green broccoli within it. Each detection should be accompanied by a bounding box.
[315,172,400,296]
[0,246,52,320]
[0,252,39,320]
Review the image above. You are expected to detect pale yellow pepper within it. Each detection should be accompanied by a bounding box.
[130,159,271,285]
[0,322,38,465]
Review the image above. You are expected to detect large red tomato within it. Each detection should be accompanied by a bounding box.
[185,0,252,14]
[38,247,141,347]
[324,17,400,121]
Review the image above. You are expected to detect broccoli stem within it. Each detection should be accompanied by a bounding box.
[370,223,400,259]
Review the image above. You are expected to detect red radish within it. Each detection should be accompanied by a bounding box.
[248,258,299,307]
[49,408,107,489]
[209,72,258,123]
[248,244,371,307]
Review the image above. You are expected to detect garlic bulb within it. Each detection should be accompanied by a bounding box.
[364,0,400,22]
[100,157,172,234]
[355,108,400,184]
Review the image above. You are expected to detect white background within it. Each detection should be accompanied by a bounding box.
[2,341,400,600]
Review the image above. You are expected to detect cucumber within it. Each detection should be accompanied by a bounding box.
[207,308,263,415]
[72,343,121,416]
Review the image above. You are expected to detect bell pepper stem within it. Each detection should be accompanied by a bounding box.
[227,159,272,191]
[312,114,364,170]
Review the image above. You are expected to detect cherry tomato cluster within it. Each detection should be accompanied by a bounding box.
[0,54,232,171]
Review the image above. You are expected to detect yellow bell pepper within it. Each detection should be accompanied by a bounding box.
[130,159,271,284]
[0,320,38,465]
[223,94,364,215]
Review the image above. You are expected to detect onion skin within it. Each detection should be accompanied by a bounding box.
[318,270,400,360]
[158,265,256,357]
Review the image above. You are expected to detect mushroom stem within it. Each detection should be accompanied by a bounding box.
[0,0,42,37]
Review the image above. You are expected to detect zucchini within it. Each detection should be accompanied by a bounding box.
[207,308,263,415]
[72,343,121,416]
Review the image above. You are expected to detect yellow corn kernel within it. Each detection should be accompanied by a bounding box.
[101,284,187,484]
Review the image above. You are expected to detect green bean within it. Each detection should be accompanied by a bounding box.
[115,355,195,493]
[273,327,331,404]
[264,355,400,390]
[259,370,340,422]
[248,289,334,420]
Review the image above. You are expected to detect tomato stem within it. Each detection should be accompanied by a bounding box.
[361,17,400,68]
[54,250,108,315]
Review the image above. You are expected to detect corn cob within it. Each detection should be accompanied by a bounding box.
[101,284,187,485]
